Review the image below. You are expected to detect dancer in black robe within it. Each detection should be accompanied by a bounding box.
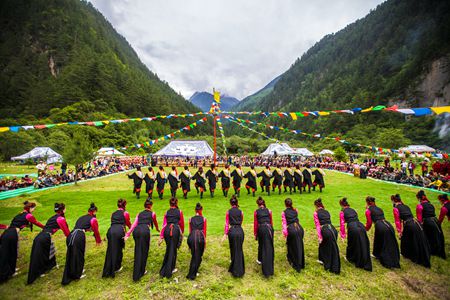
[144,167,156,199]
[218,165,231,197]
[168,167,179,198]
[193,167,207,199]
[127,166,144,199]
[156,166,167,199]
[416,190,445,259]
[244,165,257,196]
[313,199,340,274]
[283,166,295,194]
[312,167,325,192]
[293,165,303,194]
[223,195,245,277]
[364,196,400,268]
[125,199,159,281]
[272,165,283,194]
[339,198,372,271]
[231,164,244,197]
[159,197,185,279]
[205,164,218,198]
[392,194,431,268]
[302,165,313,193]
[179,166,192,199]
[0,201,44,283]
[281,198,304,272]
[28,203,71,284]
[62,203,102,285]
[253,197,274,277]
[186,203,207,280]
[257,166,272,196]
[102,199,131,278]
[438,194,450,225]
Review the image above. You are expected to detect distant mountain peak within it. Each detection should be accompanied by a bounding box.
[189,91,240,111]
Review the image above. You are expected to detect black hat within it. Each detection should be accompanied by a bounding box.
[195,202,203,211]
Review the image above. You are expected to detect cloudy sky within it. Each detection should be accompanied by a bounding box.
[90,0,384,99]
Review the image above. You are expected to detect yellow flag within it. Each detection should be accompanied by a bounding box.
[213,90,220,103]
[431,106,450,114]
[290,113,297,120]
[318,111,330,116]
[361,106,373,113]
[0,127,10,132]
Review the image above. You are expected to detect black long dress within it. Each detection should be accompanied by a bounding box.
[255,207,274,277]
[205,170,218,196]
[128,172,143,197]
[341,207,372,271]
[186,215,206,280]
[160,208,184,279]
[272,168,283,192]
[179,171,191,194]
[156,171,167,198]
[226,207,245,277]
[244,170,257,194]
[293,169,303,193]
[192,171,206,195]
[168,172,179,198]
[257,169,271,195]
[218,169,231,196]
[314,209,340,274]
[62,214,101,285]
[130,210,155,281]
[302,168,313,191]
[102,210,128,278]
[143,172,156,198]
[312,169,325,191]
[283,169,295,193]
[395,203,431,267]
[366,206,400,268]
[282,208,305,272]
[231,169,243,195]
[418,201,446,259]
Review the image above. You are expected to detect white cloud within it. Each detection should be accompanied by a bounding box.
[90,0,384,99]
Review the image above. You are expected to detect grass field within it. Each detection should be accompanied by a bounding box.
[0,168,449,300]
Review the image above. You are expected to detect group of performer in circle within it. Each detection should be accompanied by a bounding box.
[126,164,326,200]
[0,186,448,285]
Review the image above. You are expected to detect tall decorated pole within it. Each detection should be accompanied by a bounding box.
[212,88,221,165]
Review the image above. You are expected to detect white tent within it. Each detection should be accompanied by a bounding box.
[261,143,294,156]
[11,147,62,164]
[399,145,436,153]
[97,147,125,156]
[154,140,213,157]
[319,149,334,155]
[293,148,314,157]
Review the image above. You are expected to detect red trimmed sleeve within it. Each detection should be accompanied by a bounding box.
[224,211,230,235]
[438,206,448,224]
[160,213,167,238]
[56,216,70,237]
[203,217,207,237]
[416,204,423,223]
[152,212,159,231]
[189,217,192,234]
[179,210,185,233]
[313,212,322,241]
[125,214,139,238]
[339,211,346,239]
[90,217,101,244]
[124,211,131,229]
[253,210,258,237]
[269,210,273,226]
[281,211,288,237]
[26,213,44,229]
[393,207,402,235]
[364,209,372,231]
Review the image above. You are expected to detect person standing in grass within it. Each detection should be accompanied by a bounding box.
[222,195,245,277]
[244,165,257,197]
[186,203,207,280]
[283,165,295,194]
[339,198,372,271]
[193,167,207,199]
[312,167,326,193]
[28,203,71,284]
[231,164,243,197]
[127,166,144,199]
[143,167,156,199]
[62,203,101,285]
[179,166,192,199]
[102,199,131,278]
[0,201,44,283]
[156,166,167,199]
[271,165,283,195]
[218,164,231,197]
[281,198,305,272]
[257,165,272,196]
[253,197,274,277]
[364,196,400,269]
[302,165,313,193]
[168,166,179,198]
[159,197,184,279]
[293,164,303,194]
[205,164,218,198]
[437,194,449,224]
[313,198,340,274]
[391,194,431,268]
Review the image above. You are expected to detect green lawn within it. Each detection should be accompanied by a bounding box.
[0,168,449,299]
[0,162,38,175]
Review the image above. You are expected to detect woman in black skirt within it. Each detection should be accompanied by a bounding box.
[415,190,445,259]
[253,197,274,277]
[62,203,102,285]
[156,166,167,199]
[27,203,71,284]
[159,197,185,279]
[0,201,44,283]
[186,203,207,280]
[125,199,159,281]
[364,196,400,268]
[102,199,131,278]
[313,199,340,274]
[193,167,207,199]
[281,198,305,272]
[392,194,431,268]
[339,198,372,271]
[222,195,245,277]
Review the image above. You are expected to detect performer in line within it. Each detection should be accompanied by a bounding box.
[159,197,184,279]
[223,195,245,277]
[205,164,218,198]
[293,165,303,194]
[416,190,445,259]
[144,167,156,199]
[438,194,449,224]
[156,166,167,199]
[302,165,313,193]
[125,199,159,281]
[28,203,70,284]
[231,164,244,197]
[339,198,372,271]
[127,166,144,199]
[271,165,283,194]
[193,167,207,199]
[0,201,44,283]
[312,167,325,193]
[364,196,400,268]
[179,166,192,199]
[168,166,179,198]
[244,165,257,197]
[62,203,101,285]
[218,164,231,197]
[392,194,431,268]
[253,197,274,277]
[257,165,272,196]
[102,199,131,278]
[186,203,207,280]
[283,165,295,194]
[313,198,340,274]
[281,198,304,272]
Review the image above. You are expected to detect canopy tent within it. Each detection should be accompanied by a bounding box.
[319,149,334,155]
[154,140,214,157]
[292,148,314,157]
[11,147,62,164]
[261,143,294,156]
[96,147,125,156]
[399,145,436,153]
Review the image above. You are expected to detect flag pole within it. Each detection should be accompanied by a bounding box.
[213,115,217,165]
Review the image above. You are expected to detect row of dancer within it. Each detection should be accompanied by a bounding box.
[0,192,447,284]
[127,164,325,200]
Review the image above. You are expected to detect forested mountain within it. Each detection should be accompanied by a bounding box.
[233,75,281,111]
[189,92,239,112]
[236,0,450,150]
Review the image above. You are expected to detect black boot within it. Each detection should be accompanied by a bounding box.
[289,188,292,195]
[252,191,255,197]
[211,191,214,198]
[200,192,203,199]
[196,186,199,194]
[247,188,250,195]
[136,192,140,199]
